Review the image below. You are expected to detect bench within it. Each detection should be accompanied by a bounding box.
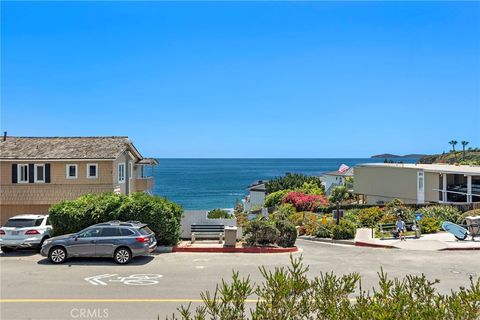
[191,225,225,243]
[378,221,419,239]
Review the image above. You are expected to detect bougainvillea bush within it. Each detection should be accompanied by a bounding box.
[282,192,329,212]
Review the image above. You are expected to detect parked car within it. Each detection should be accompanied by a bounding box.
[40,221,157,264]
[0,214,53,253]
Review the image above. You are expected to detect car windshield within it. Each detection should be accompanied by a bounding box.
[4,218,42,228]
[138,226,153,235]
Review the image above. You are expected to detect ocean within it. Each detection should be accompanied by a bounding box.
[149,158,419,210]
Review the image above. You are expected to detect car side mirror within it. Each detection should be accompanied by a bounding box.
[73,235,79,241]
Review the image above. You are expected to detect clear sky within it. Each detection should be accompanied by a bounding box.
[1,1,479,158]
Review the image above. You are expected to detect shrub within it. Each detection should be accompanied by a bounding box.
[207,208,233,219]
[357,207,384,227]
[283,191,329,212]
[169,256,480,320]
[343,209,360,226]
[271,203,296,221]
[264,190,290,208]
[287,211,319,236]
[456,209,480,224]
[294,181,325,195]
[331,219,356,240]
[49,192,183,245]
[275,220,297,247]
[379,213,397,224]
[420,217,441,234]
[265,173,324,194]
[419,205,461,223]
[244,220,279,246]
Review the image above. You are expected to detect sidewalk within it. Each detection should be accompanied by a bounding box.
[354,228,480,251]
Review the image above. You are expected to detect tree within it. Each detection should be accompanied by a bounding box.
[329,186,351,204]
[449,140,458,152]
[461,141,469,158]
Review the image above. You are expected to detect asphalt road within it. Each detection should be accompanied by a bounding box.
[1,240,479,320]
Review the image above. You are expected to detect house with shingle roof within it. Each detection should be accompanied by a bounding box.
[0,135,158,224]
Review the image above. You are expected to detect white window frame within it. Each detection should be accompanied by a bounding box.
[129,163,133,180]
[34,164,45,183]
[86,163,98,179]
[118,163,125,183]
[18,164,29,183]
[66,164,78,179]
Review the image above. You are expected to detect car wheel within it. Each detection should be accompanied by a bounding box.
[49,247,67,263]
[114,247,132,264]
[1,246,14,253]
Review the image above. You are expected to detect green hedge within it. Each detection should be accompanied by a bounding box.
[207,208,233,219]
[48,192,183,245]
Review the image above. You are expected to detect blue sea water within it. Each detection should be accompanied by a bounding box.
[150,158,419,210]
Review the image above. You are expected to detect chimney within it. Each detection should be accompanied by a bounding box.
[3,132,6,141]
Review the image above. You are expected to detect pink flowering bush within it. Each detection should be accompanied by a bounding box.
[282,191,329,212]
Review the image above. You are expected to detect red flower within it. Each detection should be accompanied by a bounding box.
[282,191,329,212]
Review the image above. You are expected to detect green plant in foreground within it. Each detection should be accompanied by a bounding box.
[167,255,480,320]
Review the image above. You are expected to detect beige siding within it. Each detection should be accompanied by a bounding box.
[354,166,441,204]
[354,166,418,204]
[0,160,113,185]
[425,172,440,202]
[112,153,141,194]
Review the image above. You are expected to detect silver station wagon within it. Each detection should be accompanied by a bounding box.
[40,221,157,264]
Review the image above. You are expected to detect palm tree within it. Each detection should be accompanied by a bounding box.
[461,141,469,158]
[449,140,458,153]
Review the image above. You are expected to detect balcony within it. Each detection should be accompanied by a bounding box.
[135,176,154,193]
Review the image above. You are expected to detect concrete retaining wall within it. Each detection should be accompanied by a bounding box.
[181,210,242,239]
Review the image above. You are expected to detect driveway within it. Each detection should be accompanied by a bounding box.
[1,239,479,320]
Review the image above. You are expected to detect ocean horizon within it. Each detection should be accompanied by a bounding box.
[149,158,419,210]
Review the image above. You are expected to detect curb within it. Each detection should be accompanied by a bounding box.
[298,236,354,246]
[155,246,173,253]
[354,241,397,249]
[440,247,480,251]
[171,246,299,253]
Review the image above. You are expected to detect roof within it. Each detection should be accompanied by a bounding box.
[358,163,480,175]
[9,214,47,219]
[138,158,159,165]
[0,136,143,160]
[323,168,354,177]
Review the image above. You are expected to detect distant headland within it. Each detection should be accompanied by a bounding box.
[371,153,426,159]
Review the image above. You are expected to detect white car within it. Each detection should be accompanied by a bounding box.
[0,214,53,253]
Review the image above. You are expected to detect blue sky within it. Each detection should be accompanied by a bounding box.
[1,1,479,158]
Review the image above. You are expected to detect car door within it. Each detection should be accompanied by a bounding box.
[95,227,121,257]
[68,227,102,257]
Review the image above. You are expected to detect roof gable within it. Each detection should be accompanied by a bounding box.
[0,136,142,160]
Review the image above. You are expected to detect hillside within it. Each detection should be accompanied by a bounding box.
[418,151,480,165]
[371,153,426,159]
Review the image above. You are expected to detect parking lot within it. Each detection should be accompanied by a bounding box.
[1,239,479,320]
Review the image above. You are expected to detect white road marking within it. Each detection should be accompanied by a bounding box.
[195,266,205,269]
[85,274,163,286]
[84,274,118,286]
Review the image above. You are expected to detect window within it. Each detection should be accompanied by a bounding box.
[129,163,133,180]
[78,228,102,238]
[100,227,120,237]
[120,228,135,236]
[66,164,78,179]
[87,163,98,178]
[118,163,125,183]
[18,164,29,183]
[418,172,424,192]
[34,164,45,183]
[5,218,38,228]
